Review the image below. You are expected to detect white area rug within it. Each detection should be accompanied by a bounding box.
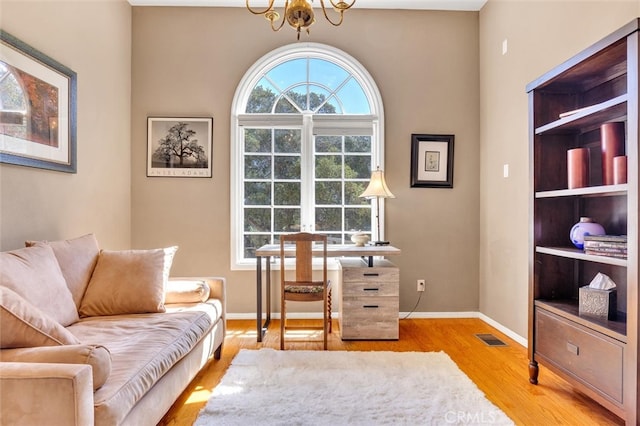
[195,349,513,425]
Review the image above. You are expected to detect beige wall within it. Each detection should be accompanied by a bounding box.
[5,1,638,338]
[0,0,132,251]
[478,0,639,338]
[131,7,481,316]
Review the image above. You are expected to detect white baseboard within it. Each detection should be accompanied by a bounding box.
[226,311,529,348]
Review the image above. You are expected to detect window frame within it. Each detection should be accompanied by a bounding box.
[230,43,385,270]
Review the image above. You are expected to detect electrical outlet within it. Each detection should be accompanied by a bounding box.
[417,279,426,292]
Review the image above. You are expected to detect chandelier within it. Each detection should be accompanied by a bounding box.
[246,0,356,40]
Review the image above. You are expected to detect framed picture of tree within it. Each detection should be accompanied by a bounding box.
[147,117,213,178]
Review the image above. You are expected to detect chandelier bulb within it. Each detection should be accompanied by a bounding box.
[265,10,279,22]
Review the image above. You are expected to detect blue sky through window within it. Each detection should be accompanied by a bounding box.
[252,57,371,114]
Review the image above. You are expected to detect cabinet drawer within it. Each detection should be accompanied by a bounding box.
[342,280,398,297]
[535,308,623,403]
[340,296,399,339]
[342,264,399,284]
[342,296,399,317]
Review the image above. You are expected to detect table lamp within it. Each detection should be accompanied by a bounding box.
[359,166,395,245]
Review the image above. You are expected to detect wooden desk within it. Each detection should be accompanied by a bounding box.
[255,244,401,342]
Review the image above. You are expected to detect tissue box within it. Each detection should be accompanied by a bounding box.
[579,286,616,320]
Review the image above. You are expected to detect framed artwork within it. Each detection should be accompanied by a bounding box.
[0,30,77,173]
[410,134,455,188]
[147,117,213,178]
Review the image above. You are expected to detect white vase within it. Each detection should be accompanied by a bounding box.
[569,217,605,250]
[351,233,370,247]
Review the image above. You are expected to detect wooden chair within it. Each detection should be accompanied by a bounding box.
[280,232,332,350]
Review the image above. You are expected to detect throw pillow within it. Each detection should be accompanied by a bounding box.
[26,233,100,309]
[0,344,112,390]
[0,286,81,349]
[165,279,211,304]
[0,245,79,326]
[79,246,178,317]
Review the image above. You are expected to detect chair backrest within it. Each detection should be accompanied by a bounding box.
[280,233,327,285]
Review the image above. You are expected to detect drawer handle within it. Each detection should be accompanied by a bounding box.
[363,273,379,277]
[363,305,379,309]
[363,288,379,292]
[566,342,579,355]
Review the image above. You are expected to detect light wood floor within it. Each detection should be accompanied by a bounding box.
[158,318,624,425]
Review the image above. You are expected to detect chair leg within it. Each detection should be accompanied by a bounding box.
[328,288,333,333]
[323,305,328,351]
[323,290,329,350]
[280,300,285,350]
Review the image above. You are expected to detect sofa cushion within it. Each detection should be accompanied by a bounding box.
[0,344,111,390]
[79,247,178,317]
[0,287,81,349]
[26,234,100,309]
[67,304,219,425]
[165,279,210,304]
[0,245,79,326]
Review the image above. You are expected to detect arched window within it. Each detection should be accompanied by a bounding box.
[0,62,28,140]
[231,43,384,268]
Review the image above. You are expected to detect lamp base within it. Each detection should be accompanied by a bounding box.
[374,241,390,246]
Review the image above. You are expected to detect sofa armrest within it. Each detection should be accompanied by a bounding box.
[0,344,111,391]
[0,362,94,426]
[168,277,226,324]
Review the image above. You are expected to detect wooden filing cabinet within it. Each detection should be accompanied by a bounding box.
[338,258,399,340]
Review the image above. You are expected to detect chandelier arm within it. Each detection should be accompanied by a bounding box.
[318,0,348,26]
[329,0,356,10]
[245,0,277,15]
[269,13,288,32]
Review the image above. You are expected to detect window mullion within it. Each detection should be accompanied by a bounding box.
[301,114,314,232]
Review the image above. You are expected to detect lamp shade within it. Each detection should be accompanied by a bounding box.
[359,168,395,199]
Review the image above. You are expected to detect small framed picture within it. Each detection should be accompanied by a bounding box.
[147,117,213,178]
[410,134,454,188]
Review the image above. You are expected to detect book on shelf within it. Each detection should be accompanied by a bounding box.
[583,235,627,243]
[585,246,627,254]
[584,239,627,246]
[583,235,627,259]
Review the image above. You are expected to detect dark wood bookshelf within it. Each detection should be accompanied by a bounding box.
[528,19,639,423]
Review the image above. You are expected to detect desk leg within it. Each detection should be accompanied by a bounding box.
[257,255,263,342]
[257,255,272,342]
[266,257,271,331]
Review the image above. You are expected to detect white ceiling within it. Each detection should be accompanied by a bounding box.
[127,0,487,12]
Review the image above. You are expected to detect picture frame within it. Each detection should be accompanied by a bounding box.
[0,30,77,173]
[410,134,455,188]
[147,117,213,178]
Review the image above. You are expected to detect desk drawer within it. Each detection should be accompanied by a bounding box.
[342,281,398,297]
[340,296,399,339]
[342,264,399,284]
[535,308,623,403]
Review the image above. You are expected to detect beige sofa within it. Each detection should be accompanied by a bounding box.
[0,234,226,425]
